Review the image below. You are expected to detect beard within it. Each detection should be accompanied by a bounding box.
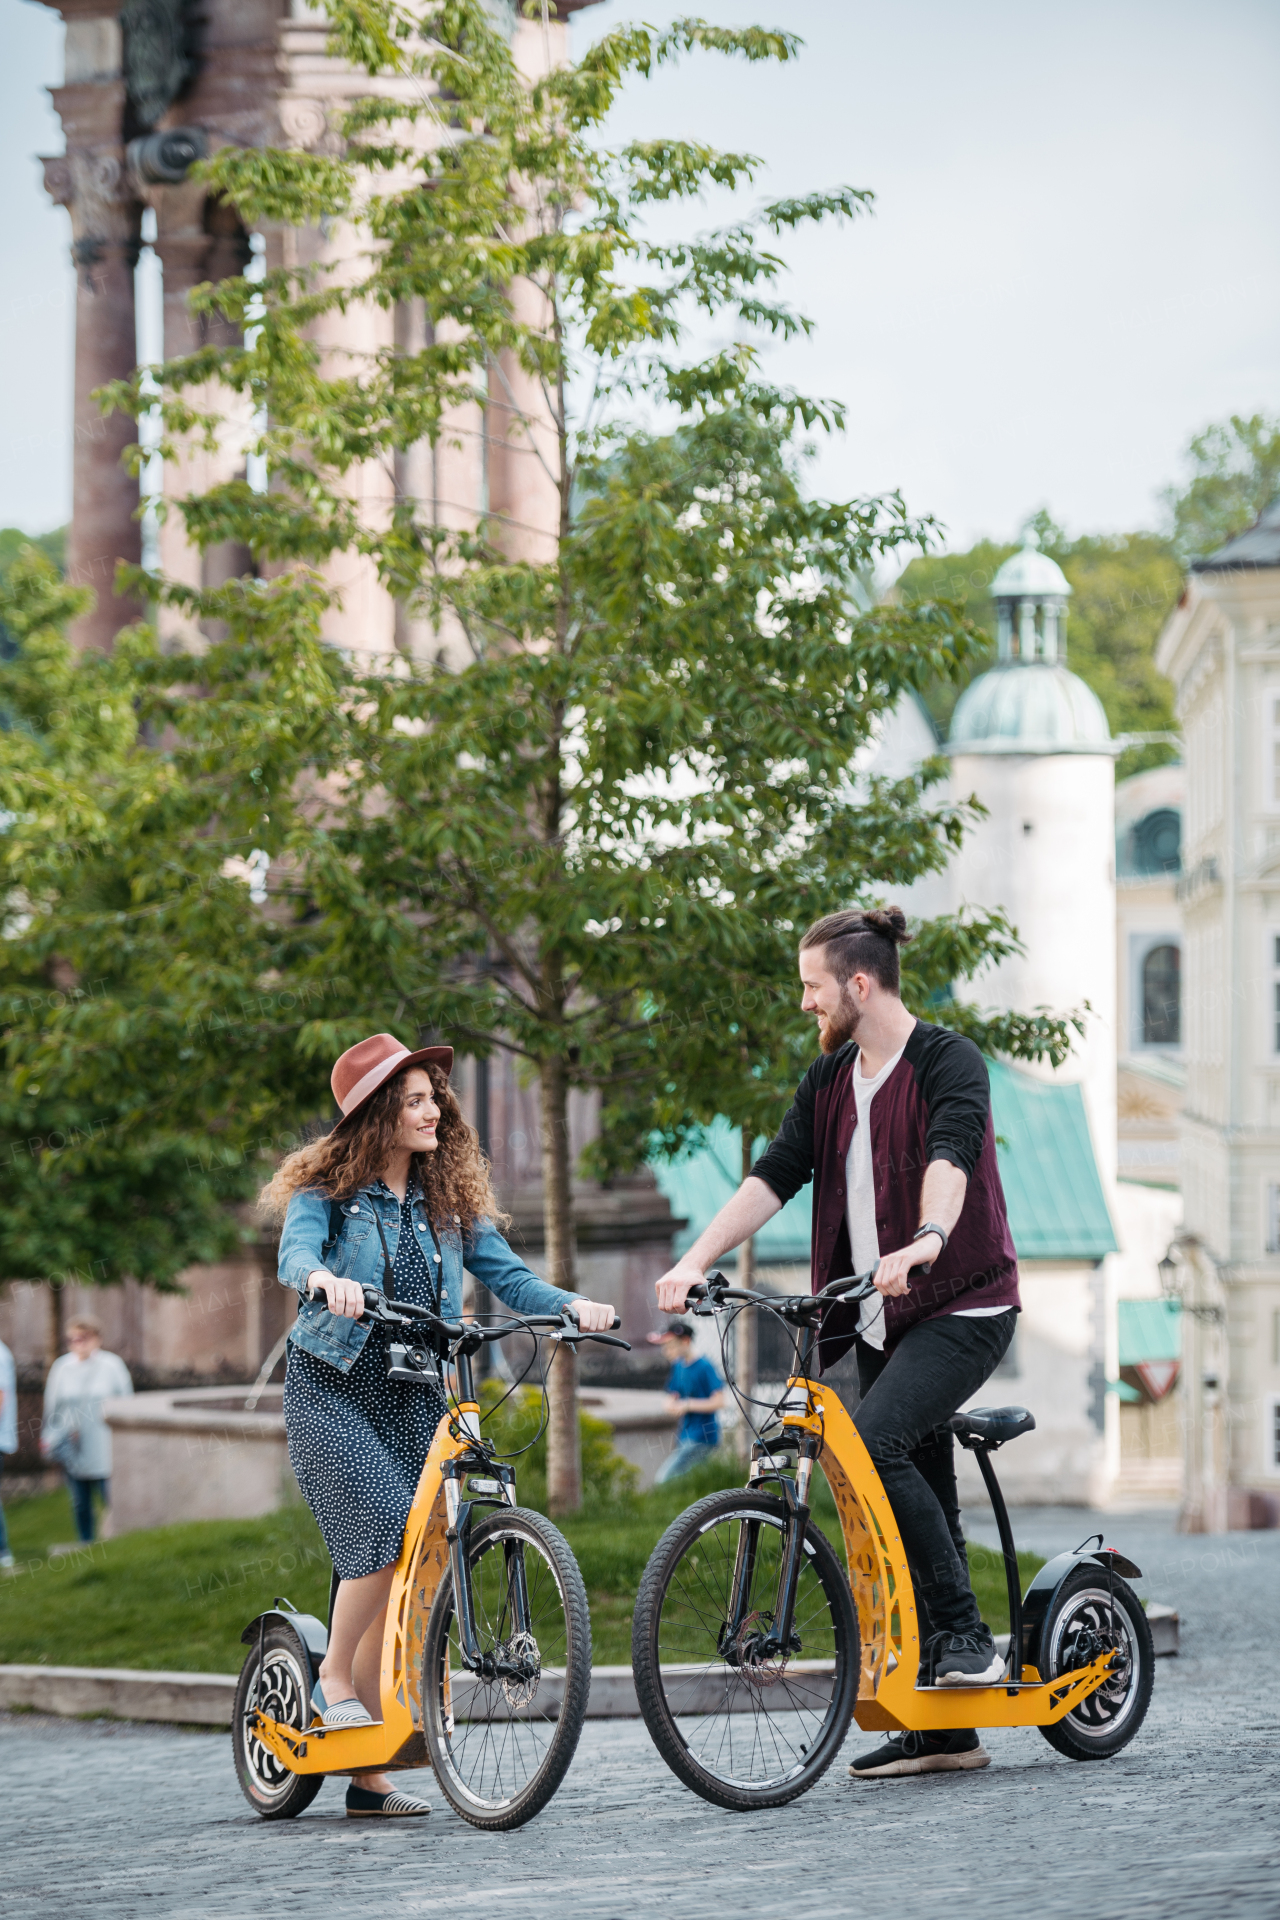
[818,984,861,1055]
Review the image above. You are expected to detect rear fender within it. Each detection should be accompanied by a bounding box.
[1019,1549,1142,1669]
[240,1606,329,1682]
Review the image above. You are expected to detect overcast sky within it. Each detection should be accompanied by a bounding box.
[3,0,1277,548]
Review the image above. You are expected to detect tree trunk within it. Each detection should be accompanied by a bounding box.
[539,1054,581,1514]
[735,1128,758,1461]
[47,1279,66,1371]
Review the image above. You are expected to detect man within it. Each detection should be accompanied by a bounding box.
[42,1316,133,1544]
[657,906,1020,1778]
[649,1321,725,1483]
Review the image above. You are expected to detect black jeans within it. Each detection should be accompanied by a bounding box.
[853,1309,1016,1641]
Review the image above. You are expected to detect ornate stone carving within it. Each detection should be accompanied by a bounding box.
[278,95,329,152]
[41,155,74,207]
[121,0,197,131]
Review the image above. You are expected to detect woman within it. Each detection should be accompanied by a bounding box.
[265,1032,614,1819]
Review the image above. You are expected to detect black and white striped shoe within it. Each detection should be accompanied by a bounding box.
[346,1784,432,1818]
[310,1681,378,1730]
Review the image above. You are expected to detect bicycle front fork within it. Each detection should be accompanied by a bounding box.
[721,1443,817,1663]
[444,1474,534,1678]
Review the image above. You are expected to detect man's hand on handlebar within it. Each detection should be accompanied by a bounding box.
[655,1261,706,1314]
[871,1233,942,1299]
[305,1270,366,1319]
[571,1298,617,1333]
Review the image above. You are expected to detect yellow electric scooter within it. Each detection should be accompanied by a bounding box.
[631,1271,1154,1810]
[232,1286,629,1829]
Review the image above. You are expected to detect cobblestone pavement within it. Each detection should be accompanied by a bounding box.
[3,1509,1278,1920]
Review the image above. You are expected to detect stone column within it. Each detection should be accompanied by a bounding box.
[149,183,253,638]
[39,0,143,651]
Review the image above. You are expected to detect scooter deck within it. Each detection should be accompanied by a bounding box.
[855,1650,1119,1733]
[249,1710,427,1776]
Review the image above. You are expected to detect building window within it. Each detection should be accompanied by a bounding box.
[1271,1397,1280,1473]
[1269,692,1280,809]
[1269,1187,1280,1257]
[1131,808,1182,875]
[1273,935,1280,1055]
[1142,943,1181,1046]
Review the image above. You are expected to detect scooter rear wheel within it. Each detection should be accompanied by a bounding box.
[1036,1564,1154,1761]
[232,1625,325,1819]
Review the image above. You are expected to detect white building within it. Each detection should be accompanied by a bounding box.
[871,538,1183,1506]
[1116,764,1185,1189]
[1156,501,1280,1530]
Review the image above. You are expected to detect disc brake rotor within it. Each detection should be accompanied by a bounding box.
[1062,1606,1130,1714]
[727,1612,790,1689]
[498,1631,541,1709]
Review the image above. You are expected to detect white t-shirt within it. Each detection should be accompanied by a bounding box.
[845,1044,1007,1352]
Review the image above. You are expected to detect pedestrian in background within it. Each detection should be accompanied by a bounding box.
[41,1316,132,1543]
[650,1321,725,1483]
[0,1336,16,1570]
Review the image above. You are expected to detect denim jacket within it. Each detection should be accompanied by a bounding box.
[278,1183,572,1373]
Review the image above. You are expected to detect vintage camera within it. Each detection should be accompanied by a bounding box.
[387,1342,442,1386]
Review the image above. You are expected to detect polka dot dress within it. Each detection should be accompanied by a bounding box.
[284,1182,450,1580]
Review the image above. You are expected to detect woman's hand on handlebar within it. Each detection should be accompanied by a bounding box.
[571,1298,617,1333]
[305,1270,366,1319]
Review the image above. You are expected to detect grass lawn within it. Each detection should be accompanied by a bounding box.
[0,1463,1042,1673]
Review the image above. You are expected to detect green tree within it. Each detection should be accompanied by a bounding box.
[1162,411,1280,561]
[67,2,1075,1512]
[0,547,336,1354]
[0,527,66,585]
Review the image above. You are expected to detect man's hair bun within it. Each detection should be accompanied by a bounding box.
[859,906,911,947]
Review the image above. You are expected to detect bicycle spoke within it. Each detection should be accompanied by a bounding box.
[431,1519,574,1813]
[647,1505,849,1790]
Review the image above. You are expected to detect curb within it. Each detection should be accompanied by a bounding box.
[0,1662,648,1728]
[0,1606,1178,1729]
[0,1665,241,1727]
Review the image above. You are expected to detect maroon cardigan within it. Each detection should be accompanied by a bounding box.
[751,1020,1020,1363]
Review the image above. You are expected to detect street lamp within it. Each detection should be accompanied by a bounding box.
[1159,1240,1223,1323]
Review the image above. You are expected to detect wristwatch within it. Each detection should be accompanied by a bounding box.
[913,1222,949,1252]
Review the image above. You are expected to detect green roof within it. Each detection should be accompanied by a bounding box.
[988,1060,1118,1262]
[1117,1297,1182,1365]
[652,1118,811,1266]
[652,1057,1119,1271]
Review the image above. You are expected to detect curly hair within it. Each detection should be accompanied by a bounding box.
[259,1063,506,1234]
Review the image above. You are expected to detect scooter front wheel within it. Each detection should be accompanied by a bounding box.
[421,1506,591,1830]
[232,1624,325,1819]
[631,1488,859,1811]
[1036,1564,1154,1761]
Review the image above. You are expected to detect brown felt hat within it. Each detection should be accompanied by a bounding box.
[330,1032,454,1131]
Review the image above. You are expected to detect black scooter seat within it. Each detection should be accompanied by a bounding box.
[948,1405,1036,1450]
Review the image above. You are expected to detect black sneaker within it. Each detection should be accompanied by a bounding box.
[933,1626,1004,1686]
[917,1630,948,1687]
[848,1729,990,1777]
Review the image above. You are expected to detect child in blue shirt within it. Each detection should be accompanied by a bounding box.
[652,1321,725,1483]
